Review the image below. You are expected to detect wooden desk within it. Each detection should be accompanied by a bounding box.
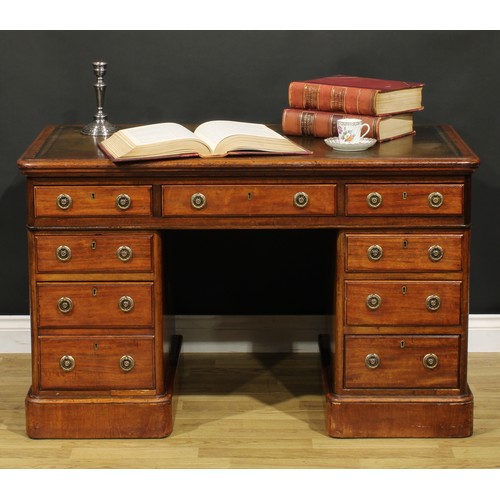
[18,125,479,438]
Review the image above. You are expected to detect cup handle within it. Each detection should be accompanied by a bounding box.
[360,123,370,139]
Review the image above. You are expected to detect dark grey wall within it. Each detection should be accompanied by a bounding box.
[1,31,498,315]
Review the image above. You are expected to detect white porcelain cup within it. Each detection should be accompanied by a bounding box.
[337,118,370,144]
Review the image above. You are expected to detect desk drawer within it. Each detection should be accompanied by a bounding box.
[34,233,155,274]
[345,184,464,216]
[345,280,462,326]
[39,336,155,390]
[345,233,464,272]
[344,335,460,388]
[34,186,153,217]
[37,282,154,328]
[162,185,336,216]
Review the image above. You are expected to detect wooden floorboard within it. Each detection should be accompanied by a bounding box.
[1,352,500,469]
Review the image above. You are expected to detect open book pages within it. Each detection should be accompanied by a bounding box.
[99,120,310,161]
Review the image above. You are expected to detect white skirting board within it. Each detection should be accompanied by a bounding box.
[1,314,500,353]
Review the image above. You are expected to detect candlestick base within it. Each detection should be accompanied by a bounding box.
[81,116,118,137]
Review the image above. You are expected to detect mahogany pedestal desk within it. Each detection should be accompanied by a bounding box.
[18,125,479,439]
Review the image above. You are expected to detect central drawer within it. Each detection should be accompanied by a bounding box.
[37,282,154,328]
[39,336,155,390]
[162,184,337,216]
[345,280,462,326]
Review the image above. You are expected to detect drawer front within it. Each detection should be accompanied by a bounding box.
[345,233,464,272]
[345,280,462,326]
[345,184,464,216]
[34,186,153,217]
[344,335,460,388]
[162,185,336,216]
[35,233,154,274]
[39,337,154,390]
[37,282,154,328]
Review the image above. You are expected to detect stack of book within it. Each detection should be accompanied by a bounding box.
[281,75,424,142]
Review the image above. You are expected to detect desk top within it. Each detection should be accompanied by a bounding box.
[18,124,479,178]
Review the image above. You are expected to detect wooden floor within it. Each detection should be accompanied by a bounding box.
[1,352,500,469]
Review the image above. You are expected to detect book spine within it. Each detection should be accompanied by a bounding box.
[282,109,382,140]
[289,82,379,115]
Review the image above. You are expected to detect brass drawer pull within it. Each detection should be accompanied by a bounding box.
[293,191,309,208]
[60,355,75,372]
[119,355,135,372]
[57,297,73,314]
[56,245,72,262]
[428,192,444,208]
[367,244,383,261]
[366,192,382,208]
[428,245,444,262]
[56,193,73,210]
[191,192,207,210]
[426,295,441,312]
[423,353,439,369]
[366,293,382,310]
[116,245,133,262]
[116,193,132,210]
[365,353,380,369]
[118,295,134,312]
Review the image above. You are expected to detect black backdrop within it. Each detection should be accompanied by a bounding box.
[1,31,499,315]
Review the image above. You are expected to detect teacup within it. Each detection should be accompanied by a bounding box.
[337,118,370,144]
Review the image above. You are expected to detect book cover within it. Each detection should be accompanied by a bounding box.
[282,108,415,142]
[288,75,424,116]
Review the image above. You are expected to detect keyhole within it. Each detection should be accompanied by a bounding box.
[400,340,406,349]
[92,288,97,297]
[248,192,252,200]
[91,192,96,200]
[91,240,97,250]
[402,192,408,200]
[402,285,407,295]
[94,343,99,350]
[403,240,409,249]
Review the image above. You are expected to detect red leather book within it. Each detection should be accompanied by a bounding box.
[282,108,415,142]
[288,75,424,116]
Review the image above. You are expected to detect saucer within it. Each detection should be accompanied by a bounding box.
[325,137,377,152]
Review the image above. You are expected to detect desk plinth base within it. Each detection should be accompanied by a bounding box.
[25,335,182,439]
[324,392,474,438]
[318,335,473,438]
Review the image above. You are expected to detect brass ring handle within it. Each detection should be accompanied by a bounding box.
[56,245,72,262]
[423,353,439,369]
[191,193,207,210]
[428,192,444,208]
[116,245,133,262]
[366,293,382,310]
[56,193,73,210]
[119,355,135,372]
[367,244,383,261]
[118,295,134,312]
[57,297,73,314]
[116,193,132,210]
[60,355,75,372]
[365,353,380,369]
[428,245,444,262]
[426,294,441,311]
[293,191,309,208]
[366,192,382,208]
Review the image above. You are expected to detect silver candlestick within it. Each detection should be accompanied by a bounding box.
[81,61,117,136]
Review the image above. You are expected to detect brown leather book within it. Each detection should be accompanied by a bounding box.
[282,108,415,142]
[288,75,424,116]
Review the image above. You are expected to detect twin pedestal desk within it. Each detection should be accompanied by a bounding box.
[18,125,479,439]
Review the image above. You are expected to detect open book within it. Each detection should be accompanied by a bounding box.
[99,120,311,161]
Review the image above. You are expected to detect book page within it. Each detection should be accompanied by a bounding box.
[122,123,197,146]
[194,120,283,153]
